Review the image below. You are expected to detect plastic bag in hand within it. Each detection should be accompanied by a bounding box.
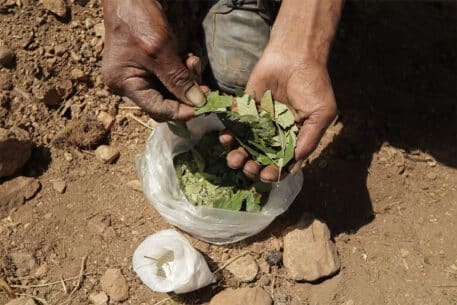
[136,114,304,244]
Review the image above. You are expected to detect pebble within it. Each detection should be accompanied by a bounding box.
[209,287,272,305]
[41,0,67,18]
[89,291,109,305]
[97,111,115,130]
[0,127,32,178]
[0,45,15,67]
[52,179,66,194]
[126,180,143,192]
[95,145,119,164]
[426,172,437,180]
[94,23,105,38]
[283,214,340,282]
[100,268,129,302]
[226,254,258,282]
[70,68,88,81]
[0,176,40,218]
[6,297,37,305]
[266,250,282,266]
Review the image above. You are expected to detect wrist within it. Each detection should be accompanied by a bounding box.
[267,0,343,65]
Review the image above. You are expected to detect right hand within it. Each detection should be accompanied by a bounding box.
[101,0,205,122]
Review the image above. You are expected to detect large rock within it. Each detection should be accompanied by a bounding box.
[226,254,258,282]
[0,176,40,218]
[0,127,32,178]
[283,215,340,282]
[209,287,272,305]
[100,268,129,302]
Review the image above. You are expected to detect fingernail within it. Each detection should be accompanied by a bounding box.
[185,85,205,107]
[289,159,305,175]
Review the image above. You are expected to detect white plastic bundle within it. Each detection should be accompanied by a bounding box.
[132,229,216,293]
[136,114,304,245]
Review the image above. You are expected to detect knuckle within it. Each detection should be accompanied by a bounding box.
[141,28,172,57]
[166,64,192,88]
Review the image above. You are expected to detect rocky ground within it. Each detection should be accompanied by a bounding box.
[1,1,456,305]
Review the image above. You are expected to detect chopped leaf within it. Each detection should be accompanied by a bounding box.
[283,131,296,166]
[236,94,258,117]
[260,90,275,116]
[167,121,191,139]
[274,102,295,129]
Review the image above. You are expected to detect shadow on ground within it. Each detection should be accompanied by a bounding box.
[261,1,457,238]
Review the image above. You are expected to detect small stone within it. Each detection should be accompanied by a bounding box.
[426,172,437,180]
[52,179,66,194]
[6,297,37,305]
[0,127,32,178]
[265,250,282,266]
[283,214,340,282]
[84,17,95,29]
[259,274,270,286]
[89,291,109,305]
[95,145,119,164]
[100,268,129,302]
[70,68,88,81]
[209,287,272,305]
[0,176,40,218]
[258,260,270,274]
[0,45,15,68]
[97,111,115,130]
[54,44,66,56]
[95,89,110,98]
[126,180,142,192]
[41,0,67,18]
[94,23,105,38]
[226,254,258,282]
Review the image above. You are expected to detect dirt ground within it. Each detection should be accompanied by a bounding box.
[1,1,456,305]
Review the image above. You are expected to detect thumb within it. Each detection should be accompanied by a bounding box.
[149,53,205,107]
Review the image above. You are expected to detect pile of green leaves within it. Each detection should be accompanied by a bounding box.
[174,131,271,212]
[192,90,298,171]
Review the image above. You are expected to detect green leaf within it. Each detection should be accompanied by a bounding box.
[274,102,295,129]
[283,131,296,166]
[195,91,233,115]
[213,191,244,211]
[167,121,191,138]
[245,192,262,212]
[260,90,275,117]
[256,154,275,166]
[236,94,258,117]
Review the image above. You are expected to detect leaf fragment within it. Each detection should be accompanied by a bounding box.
[167,121,191,138]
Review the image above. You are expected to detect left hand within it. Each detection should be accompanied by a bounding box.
[223,47,337,182]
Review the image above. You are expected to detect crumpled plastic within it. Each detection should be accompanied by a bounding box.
[132,229,216,294]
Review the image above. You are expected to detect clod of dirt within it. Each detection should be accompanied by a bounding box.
[51,178,66,194]
[283,214,340,282]
[259,274,270,286]
[52,116,107,149]
[0,44,15,68]
[0,127,32,178]
[226,254,259,282]
[95,145,119,164]
[5,297,37,305]
[0,176,40,218]
[88,291,108,305]
[100,268,129,302]
[96,111,115,130]
[33,81,73,106]
[209,287,272,305]
[10,252,36,277]
[41,0,68,18]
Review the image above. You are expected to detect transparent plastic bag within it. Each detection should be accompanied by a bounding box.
[132,229,216,293]
[136,114,304,245]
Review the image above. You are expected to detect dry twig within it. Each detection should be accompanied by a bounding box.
[127,113,154,129]
[61,255,87,305]
[10,273,94,289]
[0,276,15,298]
[60,275,68,294]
